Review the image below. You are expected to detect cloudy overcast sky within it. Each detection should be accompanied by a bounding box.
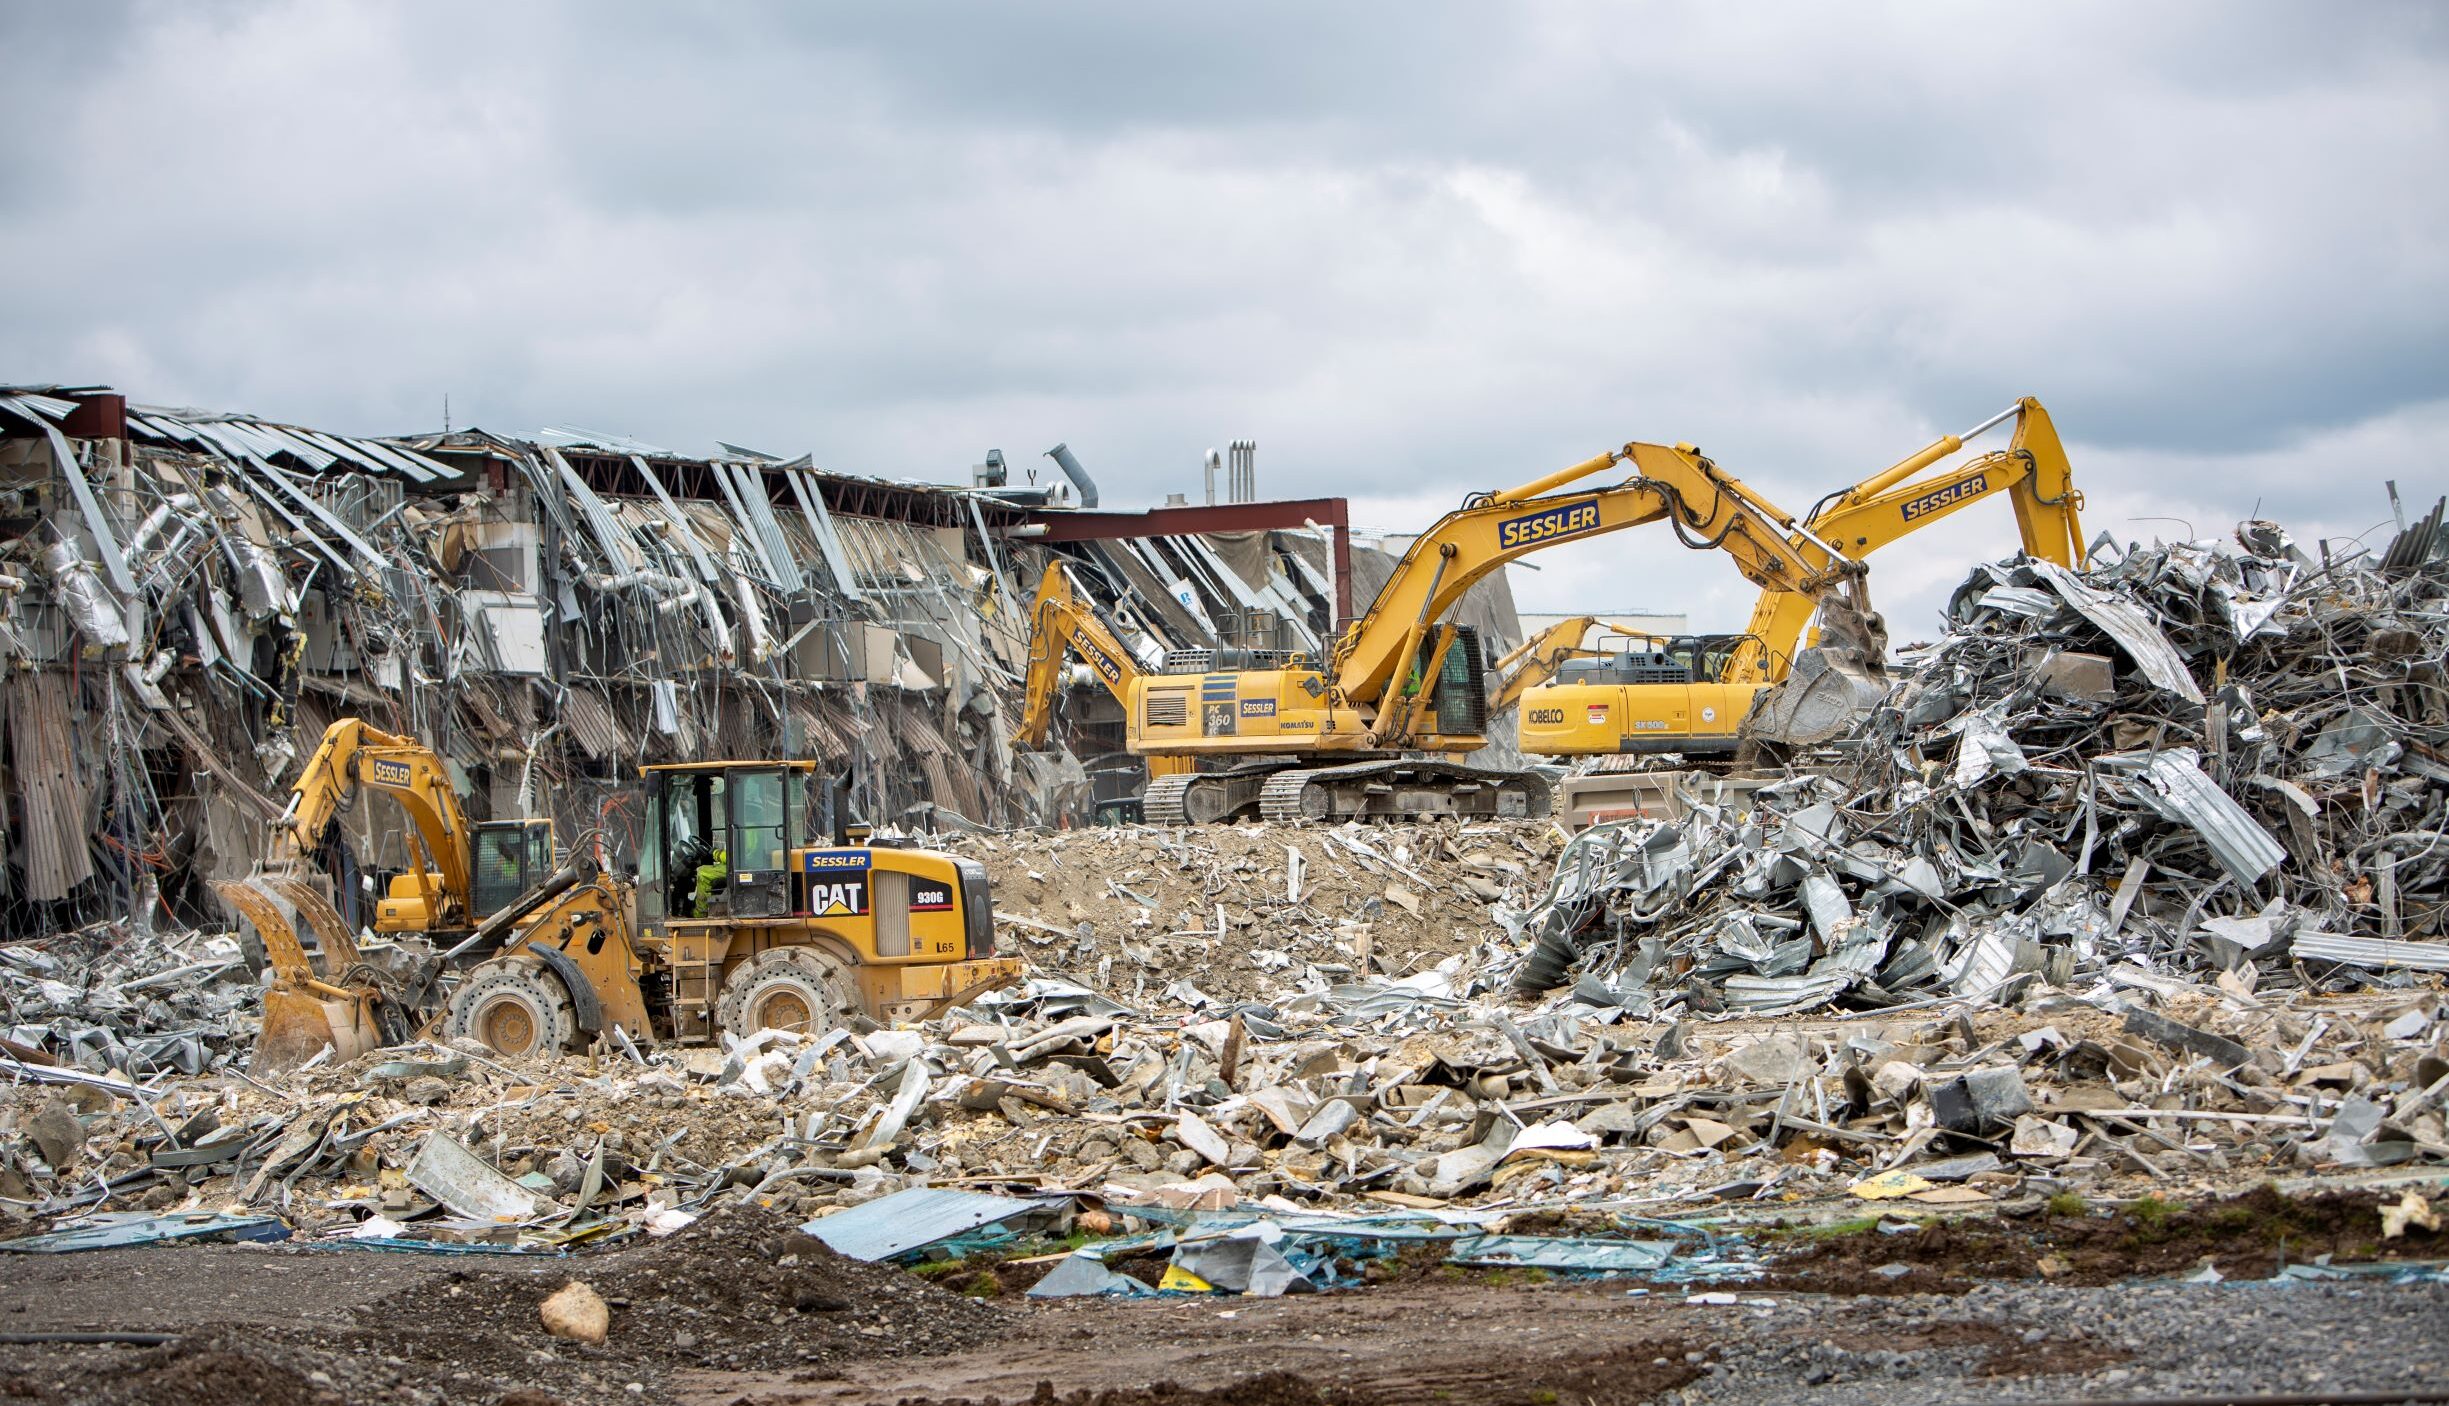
[5,2,2443,636]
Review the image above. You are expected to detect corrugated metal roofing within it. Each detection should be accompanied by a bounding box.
[800,1186,1060,1262]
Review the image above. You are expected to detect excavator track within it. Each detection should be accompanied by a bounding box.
[1142,763,1302,825]
[1141,773,1196,826]
[1257,758,1554,824]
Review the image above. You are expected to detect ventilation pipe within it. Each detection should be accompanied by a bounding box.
[1042,442,1099,509]
[1204,447,1223,506]
[1228,439,1257,502]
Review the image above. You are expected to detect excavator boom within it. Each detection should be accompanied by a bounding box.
[1519,397,2088,762]
[1016,561,1147,747]
[1121,436,1861,823]
[1330,440,1858,711]
[1732,396,2085,686]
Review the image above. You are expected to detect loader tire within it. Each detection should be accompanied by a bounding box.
[446,959,579,1060]
[717,947,854,1040]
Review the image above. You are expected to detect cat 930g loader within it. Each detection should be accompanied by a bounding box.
[219,721,1023,1071]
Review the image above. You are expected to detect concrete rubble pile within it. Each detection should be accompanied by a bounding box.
[936,819,1561,1004]
[6,890,2440,1265]
[1509,507,2449,1017]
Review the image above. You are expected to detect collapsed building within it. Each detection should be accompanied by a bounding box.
[0,386,1521,937]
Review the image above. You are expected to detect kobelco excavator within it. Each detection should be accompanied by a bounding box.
[1115,437,1876,823]
[221,720,1025,1071]
[1489,617,1667,714]
[1514,397,2087,761]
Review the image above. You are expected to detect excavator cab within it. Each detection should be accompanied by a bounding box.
[470,819,556,922]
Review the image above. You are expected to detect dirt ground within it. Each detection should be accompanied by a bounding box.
[2,1187,2443,1406]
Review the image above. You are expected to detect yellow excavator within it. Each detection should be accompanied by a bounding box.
[1490,617,1667,714]
[1514,397,2087,761]
[1015,560,1193,781]
[220,721,1025,1071]
[1115,437,1877,823]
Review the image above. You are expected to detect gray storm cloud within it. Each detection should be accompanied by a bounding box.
[3,0,2442,634]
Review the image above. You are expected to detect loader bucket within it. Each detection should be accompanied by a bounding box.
[254,983,383,1075]
[213,875,389,1076]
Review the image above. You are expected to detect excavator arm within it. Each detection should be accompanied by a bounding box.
[278,718,476,922]
[1490,616,1662,712]
[1333,440,1860,714]
[1727,397,2089,685]
[1015,561,1150,748]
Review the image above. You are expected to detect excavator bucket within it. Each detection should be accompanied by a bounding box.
[1739,595,1891,751]
[1739,648,1888,748]
[213,875,388,1076]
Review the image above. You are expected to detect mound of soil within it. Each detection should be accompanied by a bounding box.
[1760,1184,2449,1295]
[365,1199,1009,1376]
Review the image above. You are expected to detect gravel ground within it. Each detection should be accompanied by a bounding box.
[690,1274,2449,1406]
[1663,1278,2449,1405]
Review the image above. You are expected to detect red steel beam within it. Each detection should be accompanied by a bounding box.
[1018,497,1353,624]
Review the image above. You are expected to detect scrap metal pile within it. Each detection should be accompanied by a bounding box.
[0,916,258,1078]
[1507,508,2449,1015]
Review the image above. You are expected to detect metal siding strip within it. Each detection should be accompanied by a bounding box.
[0,402,138,596]
[625,454,722,583]
[241,456,392,573]
[728,462,805,592]
[544,448,643,572]
[792,472,866,605]
[709,461,785,586]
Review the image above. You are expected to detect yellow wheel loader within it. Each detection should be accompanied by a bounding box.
[222,722,1023,1070]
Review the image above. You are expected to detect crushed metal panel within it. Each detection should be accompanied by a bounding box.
[406,1132,548,1223]
[2291,931,2449,973]
[2104,747,2286,886]
[801,1186,1061,1262]
[2025,559,2203,703]
[0,399,136,595]
[0,1210,288,1254]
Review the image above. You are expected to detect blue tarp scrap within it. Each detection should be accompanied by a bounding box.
[0,1211,289,1253]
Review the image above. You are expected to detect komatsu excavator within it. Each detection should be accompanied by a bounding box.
[1514,397,2087,761]
[220,720,1024,1071]
[1117,437,1876,823]
[1015,560,1193,781]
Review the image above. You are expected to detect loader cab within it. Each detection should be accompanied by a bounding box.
[469,819,556,920]
[636,761,826,925]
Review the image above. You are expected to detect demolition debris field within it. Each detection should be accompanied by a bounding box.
[4,509,2449,1405]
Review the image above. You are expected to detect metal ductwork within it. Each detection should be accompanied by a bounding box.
[1042,442,1099,509]
[1228,439,1257,503]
